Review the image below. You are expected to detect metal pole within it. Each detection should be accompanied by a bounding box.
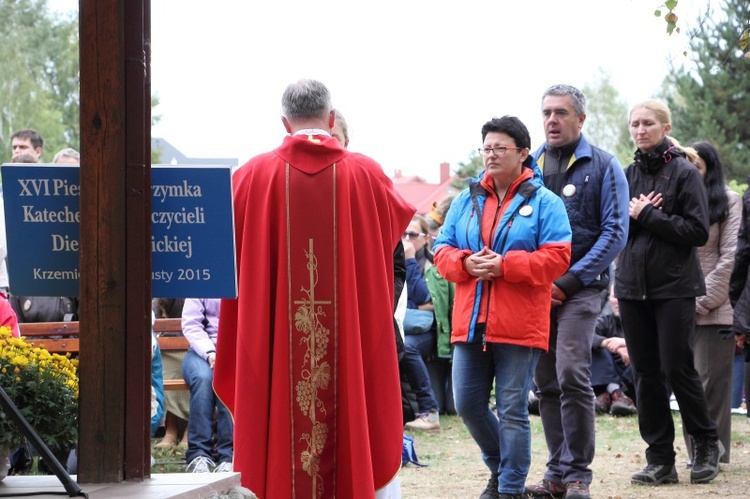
[0,385,83,497]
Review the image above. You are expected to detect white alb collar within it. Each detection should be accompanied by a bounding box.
[293,129,331,137]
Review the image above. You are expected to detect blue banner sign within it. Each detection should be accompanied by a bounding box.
[1,164,237,298]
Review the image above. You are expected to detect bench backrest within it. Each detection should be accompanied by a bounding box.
[18,318,189,353]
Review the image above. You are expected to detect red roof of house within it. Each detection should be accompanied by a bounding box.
[393,176,460,215]
[390,162,461,215]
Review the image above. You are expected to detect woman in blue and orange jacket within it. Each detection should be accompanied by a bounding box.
[433,116,571,497]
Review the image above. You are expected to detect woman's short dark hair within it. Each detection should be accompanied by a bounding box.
[481,116,531,149]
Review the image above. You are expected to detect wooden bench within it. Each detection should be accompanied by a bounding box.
[153,318,190,391]
[18,318,190,391]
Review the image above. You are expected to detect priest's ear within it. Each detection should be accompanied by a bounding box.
[282,116,292,134]
[328,109,336,131]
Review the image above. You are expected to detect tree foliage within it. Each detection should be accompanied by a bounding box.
[664,0,750,181]
[581,68,633,168]
[0,1,163,165]
[0,0,79,163]
[657,0,750,55]
[452,150,483,189]
[655,0,683,35]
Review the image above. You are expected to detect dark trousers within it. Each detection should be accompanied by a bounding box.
[682,325,734,463]
[590,348,634,400]
[535,288,600,484]
[619,298,717,465]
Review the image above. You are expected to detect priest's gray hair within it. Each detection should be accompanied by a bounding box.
[282,79,333,120]
[542,84,587,116]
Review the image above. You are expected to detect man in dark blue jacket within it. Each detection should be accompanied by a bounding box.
[526,84,629,499]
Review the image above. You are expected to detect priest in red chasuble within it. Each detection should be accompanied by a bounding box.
[214,79,415,499]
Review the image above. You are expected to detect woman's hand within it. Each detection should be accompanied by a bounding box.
[629,191,663,219]
[403,239,416,259]
[465,247,503,281]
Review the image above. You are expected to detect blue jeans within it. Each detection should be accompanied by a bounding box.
[182,349,234,464]
[453,342,541,495]
[405,330,436,360]
[590,347,633,394]
[401,343,439,414]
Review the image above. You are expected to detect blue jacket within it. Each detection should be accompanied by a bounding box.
[434,163,571,349]
[405,252,431,309]
[532,134,629,296]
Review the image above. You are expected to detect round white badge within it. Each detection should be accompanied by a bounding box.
[562,184,577,197]
[519,205,533,217]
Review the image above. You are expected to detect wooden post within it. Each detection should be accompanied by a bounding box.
[78,0,152,482]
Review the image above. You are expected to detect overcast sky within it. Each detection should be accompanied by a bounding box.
[50,0,706,182]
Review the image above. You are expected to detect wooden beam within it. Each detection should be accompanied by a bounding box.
[123,0,152,481]
[78,0,151,482]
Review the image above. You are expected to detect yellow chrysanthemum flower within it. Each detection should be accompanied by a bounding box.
[0,325,79,448]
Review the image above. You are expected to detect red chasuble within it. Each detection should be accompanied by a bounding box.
[215,134,414,499]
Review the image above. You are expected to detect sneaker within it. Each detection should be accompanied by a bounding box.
[690,436,724,484]
[610,389,637,416]
[404,411,440,431]
[595,392,611,415]
[730,406,747,415]
[669,394,680,412]
[525,478,566,498]
[630,463,678,485]
[186,455,215,473]
[497,494,524,499]
[564,481,590,499]
[213,461,233,473]
[528,390,540,416]
[479,473,499,499]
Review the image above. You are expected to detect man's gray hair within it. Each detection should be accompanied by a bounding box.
[542,84,587,116]
[281,79,332,120]
[335,111,349,142]
[53,147,80,163]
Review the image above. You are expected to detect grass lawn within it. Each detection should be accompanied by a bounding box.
[401,412,750,498]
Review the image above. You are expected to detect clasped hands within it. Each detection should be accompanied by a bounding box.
[629,191,663,219]
[465,246,503,281]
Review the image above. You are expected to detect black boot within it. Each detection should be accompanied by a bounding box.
[479,472,499,499]
[690,435,724,484]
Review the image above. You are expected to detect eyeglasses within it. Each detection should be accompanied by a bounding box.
[402,231,426,239]
[478,146,522,156]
